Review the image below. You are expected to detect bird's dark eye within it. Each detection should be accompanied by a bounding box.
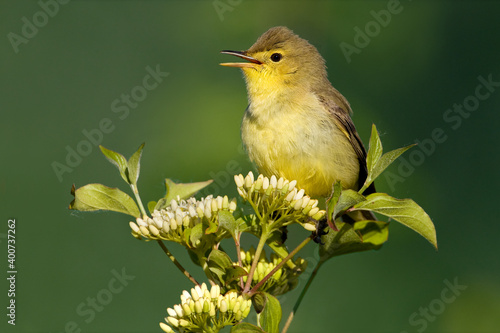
[270,53,282,62]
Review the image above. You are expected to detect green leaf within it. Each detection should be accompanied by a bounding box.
[231,322,265,333]
[259,292,282,333]
[327,181,342,213]
[207,249,245,284]
[326,181,342,229]
[154,198,168,211]
[366,124,383,172]
[319,220,389,262]
[189,223,204,248]
[252,293,266,314]
[187,249,201,267]
[205,218,219,235]
[218,211,248,239]
[225,265,248,283]
[147,201,157,214]
[99,145,129,184]
[266,237,295,269]
[352,193,437,249]
[164,178,213,204]
[208,249,233,268]
[126,143,144,185]
[353,220,390,245]
[69,183,140,218]
[333,189,366,220]
[360,124,416,193]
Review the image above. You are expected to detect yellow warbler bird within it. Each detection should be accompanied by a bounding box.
[220,26,375,218]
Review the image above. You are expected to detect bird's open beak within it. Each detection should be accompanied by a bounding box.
[220,50,262,68]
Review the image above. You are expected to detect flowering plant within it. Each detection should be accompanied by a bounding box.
[69,125,437,333]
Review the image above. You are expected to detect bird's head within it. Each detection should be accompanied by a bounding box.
[220,26,329,101]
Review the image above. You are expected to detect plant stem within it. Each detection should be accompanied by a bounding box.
[235,236,245,290]
[157,240,199,285]
[281,260,323,333]
[130,184,147,217]
[198,253,216,286]
[243,232,269,293]
[248,235,313,297]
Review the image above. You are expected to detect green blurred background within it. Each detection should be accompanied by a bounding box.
[1,1,499,332]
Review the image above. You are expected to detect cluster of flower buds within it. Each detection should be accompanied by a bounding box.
[160,283,252,333]
[129,195,237,247]
[237,247,308,296]
[234,172,326,230]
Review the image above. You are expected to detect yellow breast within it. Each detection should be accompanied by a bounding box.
[241,91,359,198]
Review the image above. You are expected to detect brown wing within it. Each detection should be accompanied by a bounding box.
[318,93,376,195]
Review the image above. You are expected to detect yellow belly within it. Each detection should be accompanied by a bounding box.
[241,96,359,198]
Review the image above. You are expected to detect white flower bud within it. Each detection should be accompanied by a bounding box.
[139,226,150,236]
[234,174,244,188]
[203,299,210,313]
[196,206,204,218]
[194,300,203,314]
[293,198,303,210]
[166,316,179,327]
[178,319,190,327]
[166,307,177,317]
[254,175,264,191]
[270,175,277,188]
[233,301,241,314]
[191,288,200,301]
[209,305,216,317]
[308,207,320,217]
[245,174,253,188]
[210,285,220,299]
[242,304,251,317]
[262,176,269,190]
[237,187,246,198]
[188,205,197,217]
[288,180,297,191]
[294,189,305,200]
[239,298,248,313]
[182,290,191,300]
[136,218,147,227]
[159,322,173,332]
[149,224,159,236]
[313,210,326,220]
[182,303,192,316]
[277,177,284,189]
[229,198,237,212]
[169,218,177,230]
[170,199,178,211]
[173,304,183,317]
[182,215,190,227]
[220,299,228,313]
[129,222,140,233]
[303,222,316,231]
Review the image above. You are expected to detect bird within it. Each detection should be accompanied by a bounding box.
[220,26,375,225]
